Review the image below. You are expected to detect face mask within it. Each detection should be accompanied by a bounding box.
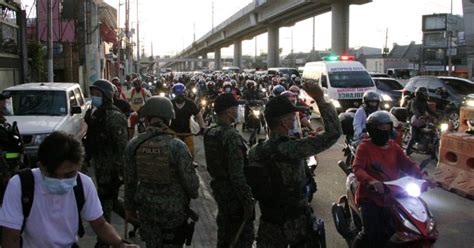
[91,96,103,108]
[224,87,232,93]
[43,175,77,194]
[175,95,185,104]
[370,128,391,146]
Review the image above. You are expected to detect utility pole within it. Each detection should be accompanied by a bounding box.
[47,0,53,82]
[212,1,214,33]
[312,16,315,60]
[125,0,130,74]
[254,36,257,63]
[291,28,294,67]
[447,0,453,76]
[193,22,196,42]
[383,28,389,57]
[136,0,140,74]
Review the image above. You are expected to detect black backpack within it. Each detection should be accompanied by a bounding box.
[16,169,86,237]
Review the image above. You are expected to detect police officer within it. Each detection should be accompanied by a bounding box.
[84,79,129,248]
[203,93,255,248]
[248,83,341,247]
[124,96,199,248]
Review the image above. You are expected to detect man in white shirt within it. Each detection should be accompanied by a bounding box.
[0,132,134,248]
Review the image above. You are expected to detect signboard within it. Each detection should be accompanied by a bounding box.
[336,87,372,100]
[423,14,447,31]
[424,65,445,71]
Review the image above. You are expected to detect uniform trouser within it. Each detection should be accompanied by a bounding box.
[211,183,255,248]
[139,217,184,248]
[257,214,317,248]
[351,201,394,248]
[406,126,420,155]
[95,187,125,248]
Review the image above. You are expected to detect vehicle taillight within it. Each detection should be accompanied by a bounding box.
[401,89,407,97]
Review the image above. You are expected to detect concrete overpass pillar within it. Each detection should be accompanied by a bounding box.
[202,53,208,69]
[267,25,279,68]
[331,0,350,55]
[233,39,242,68]
[214,48,221,70]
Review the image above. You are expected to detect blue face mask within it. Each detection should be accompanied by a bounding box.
[43,175,77,194]
[91,96,103,108]
[224,87,232,93]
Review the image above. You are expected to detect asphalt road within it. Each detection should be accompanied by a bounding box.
[79,118,474,248]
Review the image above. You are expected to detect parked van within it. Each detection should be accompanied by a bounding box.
[302,55,377,111]
[222,66,241,73]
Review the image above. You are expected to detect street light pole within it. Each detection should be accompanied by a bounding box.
[447,0,453,76]
[47,0,53,82]
[136,0,140,74]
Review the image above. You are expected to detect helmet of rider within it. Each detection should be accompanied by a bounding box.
[111,84,119,98]
[172,83,186,95]
[279,77,288,83]
[272,84,286,96]
[246,80,256,89]
[362,90,381,114]
[415,87,429,101]
[291,74,297,80]
[366,110,393,146]
[223,81,232,88]
[90,79,114,101]
[110,77,120,86]
[281,90,297,102]
[140,96,176,124]
[289,85,300,95]
[230,79,237,87]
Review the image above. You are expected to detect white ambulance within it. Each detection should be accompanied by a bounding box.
[302,55,377,111]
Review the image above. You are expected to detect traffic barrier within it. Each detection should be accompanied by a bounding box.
[434,162,460,189]
[459,106,474,133]
[435,132,474,198]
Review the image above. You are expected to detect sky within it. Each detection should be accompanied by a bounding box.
[22,0,464,57]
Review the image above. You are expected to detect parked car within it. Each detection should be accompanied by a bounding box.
[400,76,474,129]
[3,83,89,165]
[268,67,300,78]
[372,77,404,110]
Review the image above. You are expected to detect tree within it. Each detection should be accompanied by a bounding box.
[28,42,47,82]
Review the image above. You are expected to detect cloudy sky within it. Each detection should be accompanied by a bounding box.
[23,0,464,57]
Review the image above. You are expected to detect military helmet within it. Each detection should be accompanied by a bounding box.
[90,79,114,100]
[140,96,175,120]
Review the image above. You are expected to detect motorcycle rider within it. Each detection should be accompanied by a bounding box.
[111,77,128,100]
[289,86,314,132]
[351,111,428,248]
[353,91,381,141]
[242,81,262,130]
[170,83,206,157]
[405,87,439,156]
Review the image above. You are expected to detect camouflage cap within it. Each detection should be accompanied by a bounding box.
[264,95,299,120]
[214,93,239,113]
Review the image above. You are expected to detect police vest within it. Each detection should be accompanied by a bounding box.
[134,134,178,185]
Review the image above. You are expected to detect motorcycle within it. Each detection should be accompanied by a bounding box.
[243,100,266,146]
[401,119,447,161]
[199,97,214,126]
[331,160,438,247]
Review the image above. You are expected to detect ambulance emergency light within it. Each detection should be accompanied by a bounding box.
[322,55,355,62]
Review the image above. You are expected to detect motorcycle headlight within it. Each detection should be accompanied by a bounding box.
[192,88,197,94]
[261,88,267,93]
[440,123,449,132]
[159,92,165,97]
[34,133,49,145]
[384,103,391,109]
[405,183,421,197]
[163,83,167,87]
[332,100,341,109]
[252,110,261,116]
[201,99,207,106]
[171,93,176,99]
[382,94,393,102]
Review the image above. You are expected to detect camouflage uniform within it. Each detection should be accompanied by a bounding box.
[249,100,341,248]
[84,105,128,247]
[204,120,255,248]
[125,121,199,248]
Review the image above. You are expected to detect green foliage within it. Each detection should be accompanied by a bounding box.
[28,41,46,81]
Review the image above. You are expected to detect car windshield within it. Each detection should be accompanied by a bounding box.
[329,71,374,88]
[440,79,474,96]
[374,79,404,91]
[280,69,300,77]
[6,90,67,116]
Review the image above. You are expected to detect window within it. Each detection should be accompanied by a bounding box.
[6,90,67,116]
[374,79,403,91]
[328,71,374,88]
[441,79,474,95]
[69,91,78,108]
[414,79,430,89]
[74,88,84,105]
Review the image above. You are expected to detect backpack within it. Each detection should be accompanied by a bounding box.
[16,169,86,237]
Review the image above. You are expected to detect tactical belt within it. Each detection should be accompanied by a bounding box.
[260,204,310,224]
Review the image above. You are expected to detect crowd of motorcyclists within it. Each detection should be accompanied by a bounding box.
[0,66,452,248]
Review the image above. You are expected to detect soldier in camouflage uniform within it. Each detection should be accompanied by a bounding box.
[84,80,129,248]
[204,93,255,248]
[248,83,341,247]
[125,96,199,248]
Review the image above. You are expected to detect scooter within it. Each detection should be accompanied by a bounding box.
[402,120,447,161]
[245,100,266,146]
[331,160,438,247]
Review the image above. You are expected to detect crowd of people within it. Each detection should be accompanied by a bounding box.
[0,69,439,248]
